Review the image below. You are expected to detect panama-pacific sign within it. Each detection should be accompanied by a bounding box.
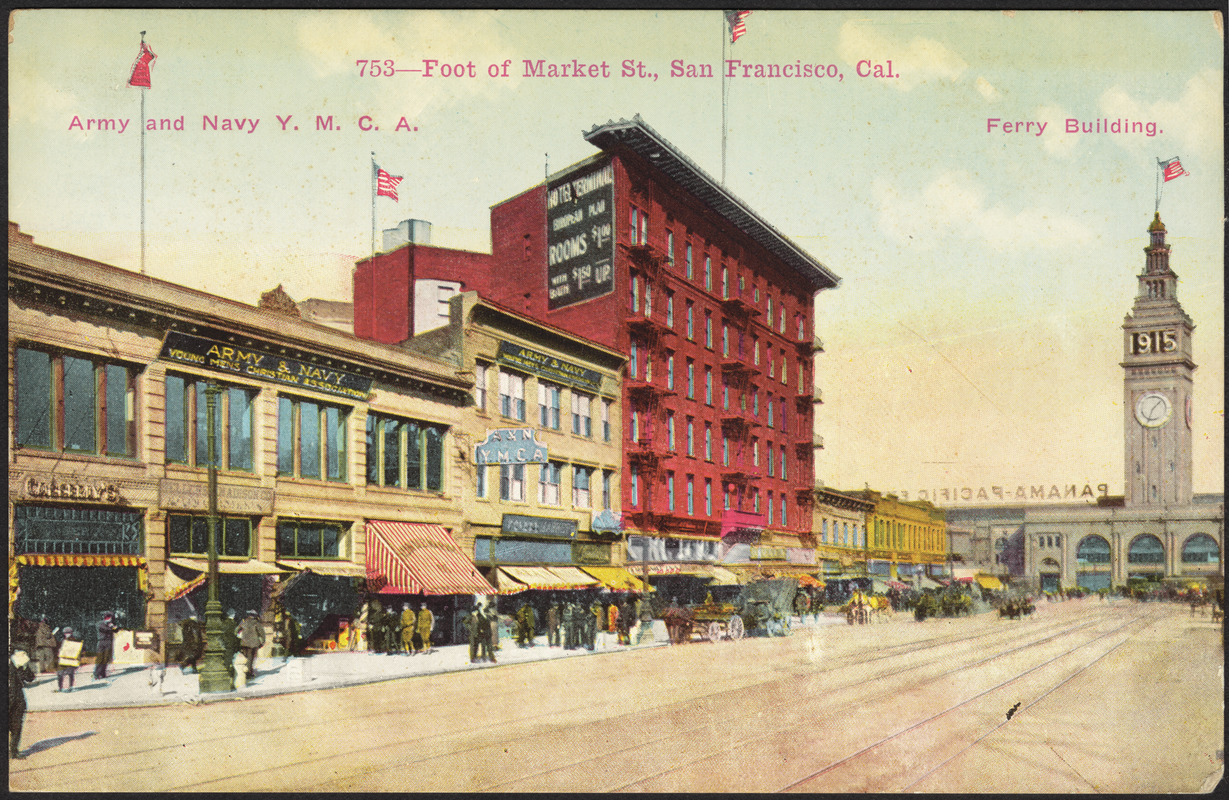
[474,428,549,465]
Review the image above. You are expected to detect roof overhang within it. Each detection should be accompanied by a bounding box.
[583,115,840,292]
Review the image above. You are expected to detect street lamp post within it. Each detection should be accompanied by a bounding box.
[198,381,232,693]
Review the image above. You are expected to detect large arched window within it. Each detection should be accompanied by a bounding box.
[1076,535,1111,565]
[1181,534,1221,565]
[1128,534,1165,564]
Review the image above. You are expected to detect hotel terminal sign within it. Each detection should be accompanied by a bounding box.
[496,340,603,393]
[160,331,373,401]
[545,159,615,310]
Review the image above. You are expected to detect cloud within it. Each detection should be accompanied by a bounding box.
[836,19,968,91]
[1036,103,1080,157]
[8,74,82,128]
[1097,69,1221,157]
[873,171,1095,250]
[975,77,1000,101]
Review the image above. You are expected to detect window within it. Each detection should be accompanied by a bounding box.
[630,465,640,507]
[666,230,675,266]
[754,490,761,513]
[780,350,788,384]
[602,399,612,441]
[629,341,639,378]
[754,285,760,304]
[822,519,828,544]
[629,206,643,245]
[705,424,713,461]
[705,367,713,405]
[666,293,674,328]
[1182,534,1220,564]
[602,470,613,509]
[752,438,760,466]
[780,446,787,480]
[1128,534,1164,564]
[630,408,640,443]
[539,462,562,505]
[767,441,774,476]
[705,311,713,348]
[630,273,640,312]
[477,464,487,498]
[276,518,345,559]
[166,375,255,471]
[686,417,695,456]
[571,392,592,436]
[799,363,806,394]
[685,243,693,280]
[705,479,713,516]
[279,396,348,481]
[779,305,786,334]
[721,266,729,299]
[169,514,252,558]
[722,434,730,466]
[724,486,732,510]
[704,256,712,292]
[686,475,695,515]
[686,359,695,399]
[753,337,760,365]
[499,371,526,420]
[365,414,445,491]
[767,394,774,428]
[666,353,675,391]
[686,302,695,340]
[16,348,138,458]
[667,412,676,451]
[722,376,730,410]
[539,382,562,429]
[781,495,787,526]
[573,466,591,507]
[644,283,653,318]
[797,315,806,340]
[768,492,774,524]
[779,398,787,431]
[667,472,676,511]
[753,390,760,417]
[722,323,730,356]
[768,350,774,379]
[767,295,773,323]
[500,464,526,501]
[474,363,488,411]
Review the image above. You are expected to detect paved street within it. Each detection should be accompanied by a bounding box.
[10,599,1223,793]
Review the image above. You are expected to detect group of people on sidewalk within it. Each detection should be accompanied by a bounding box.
[171,610,265,682]
[362,601,436,655]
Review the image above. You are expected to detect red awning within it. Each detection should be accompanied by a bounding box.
[886,580,909,592]
[365,521,495,595]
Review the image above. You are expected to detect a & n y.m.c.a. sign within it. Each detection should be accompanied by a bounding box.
[474,428,549,466]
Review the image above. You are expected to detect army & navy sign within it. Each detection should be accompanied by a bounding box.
[496,340,603,393]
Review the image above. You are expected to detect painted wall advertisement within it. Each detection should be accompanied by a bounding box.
[546,158,615,310]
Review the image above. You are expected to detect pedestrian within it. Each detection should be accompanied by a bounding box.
[547,601,561,647]
[416,603,435,653]
[488,601,501,655]
[348,603,366,651]
[481,604,498,663]
[587,597,603,650]
[235,611,265,679]
[177,615,204,673]
[466,606,483,663]
[562,600,577,649]
[401,603,417,654]
[34,616,56,674]
[280,612,301,660]
[94,612,119,680]
[220,609,239,680]
[617,598,632,645]
[607,598,620,646]
[56,626,83,692]
[9,648,35,760]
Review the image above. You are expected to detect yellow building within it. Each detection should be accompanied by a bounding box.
[812,487,876,586]
[856,490,948,585]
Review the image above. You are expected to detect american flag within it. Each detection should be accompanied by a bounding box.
[376,167,403,201]
[726,10,752,43]
[1160,157,1188,182]
[128,40,156,89]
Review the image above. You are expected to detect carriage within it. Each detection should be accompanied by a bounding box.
[689,602,745,641]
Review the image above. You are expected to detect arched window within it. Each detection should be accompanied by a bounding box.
[1076,535,1111,565]
[1181,534,1220,564]
[1127,534,1164,564]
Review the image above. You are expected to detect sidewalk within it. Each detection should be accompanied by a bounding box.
[25,615,848,712]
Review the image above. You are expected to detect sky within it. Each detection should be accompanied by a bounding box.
[8,9,1224,500]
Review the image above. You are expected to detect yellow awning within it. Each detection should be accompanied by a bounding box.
[16,553,146,567]
[498,566,573,590]
[581,566,648,592]
[169,557,286,575]
[547,566,602,588]
[974,575,1004,590]
[703,565,742,586]
[276,559,368,578]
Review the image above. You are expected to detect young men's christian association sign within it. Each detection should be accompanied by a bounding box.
[474,428,549,466]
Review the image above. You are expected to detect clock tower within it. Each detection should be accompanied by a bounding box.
[1121,213,1196,507]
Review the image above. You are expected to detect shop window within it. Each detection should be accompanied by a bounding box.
[166,375,254,471]
[571,392,593,437]
[539,461,562,505]
[16,347,136,457]
[279,396,348,481]
[276,518,345,559]
[573,466,591,508]
[365,414,445,492]
[14,505,142,556]
[539,382,562,430]
[498,370,526,420]
[169,514,252,558]
[500,464,526,501]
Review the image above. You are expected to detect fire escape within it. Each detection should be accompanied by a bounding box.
[718,294,761,516]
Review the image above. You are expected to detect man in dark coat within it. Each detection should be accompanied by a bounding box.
[516,602,536,647]
[367,601,385,653]
[220,610,239,679]
[177,615,205,673]
[34,616,56,674]
[587,598,603,650]
[479,604,497,663]
[9,649,36,759]
[94,612,120,680]
[617,598,632,645]
[547,601,561,647]
[235,611,265,679]
[562,601,576,649]
[466,607,483,663]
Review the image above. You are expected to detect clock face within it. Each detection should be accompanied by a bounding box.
[1135,391,1172,428]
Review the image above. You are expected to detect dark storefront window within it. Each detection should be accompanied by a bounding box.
[474,537,574,564]
[366,414,446,492]
[168,514,252,558]
[277,519,346,559]
[165,375,254,471]
[278,396,349,481]
[16,567,145,654]
[14,505,143,555]
[16,346,136,457]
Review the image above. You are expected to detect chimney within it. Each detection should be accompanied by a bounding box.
[382,219,432,251]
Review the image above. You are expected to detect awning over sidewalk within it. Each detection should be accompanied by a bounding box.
[366,521,495,595]
[277,559,368,578]
[168,557,284,574]
[497,565,573,591]
[704,565,742,586]
[547,566,601,588]
[580,566,649,592]
[974,574,1004,590]
[17,553,146,567]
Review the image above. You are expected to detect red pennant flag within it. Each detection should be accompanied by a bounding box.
[376,168,403,202]
[1160,157,1188,182]
[726,10,752,43]
[128,41,156,89]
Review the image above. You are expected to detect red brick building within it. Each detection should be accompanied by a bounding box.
[354,115,840,573]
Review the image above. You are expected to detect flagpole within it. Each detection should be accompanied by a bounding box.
[1154,158,1162,215]
[721,13,728,185]
[371,152,377,263]
[139,31,147,275]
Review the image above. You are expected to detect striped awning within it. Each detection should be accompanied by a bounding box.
[366,521,495,595]
[548,566,601,588]
[168,557,285,575]
[15,553,146,568]
[276,559,368,578]
[580,566,649,592]
[497,565,574,591]
[168,572,208,601]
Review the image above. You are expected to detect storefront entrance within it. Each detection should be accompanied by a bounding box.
[16,565,145,654]
[1039,573,1060,593]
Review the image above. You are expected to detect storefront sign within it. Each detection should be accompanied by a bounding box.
[23,477,120,504]
[502,514,577,540]
[892,482,1110,506]
[572,542,611,565]
[496,341,603,393]
[159,480,275,515]
[591,509,623,535]
[160,331,373,401]
[546,159,615,310]
[750,546,787,561]
[627,535,720,564]
[474,429,549,465]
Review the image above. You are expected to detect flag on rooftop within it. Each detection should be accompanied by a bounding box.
[726,10,752,43]
[1160,157,1188,182]
[128,40,156,88]
[376,167,403,202]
